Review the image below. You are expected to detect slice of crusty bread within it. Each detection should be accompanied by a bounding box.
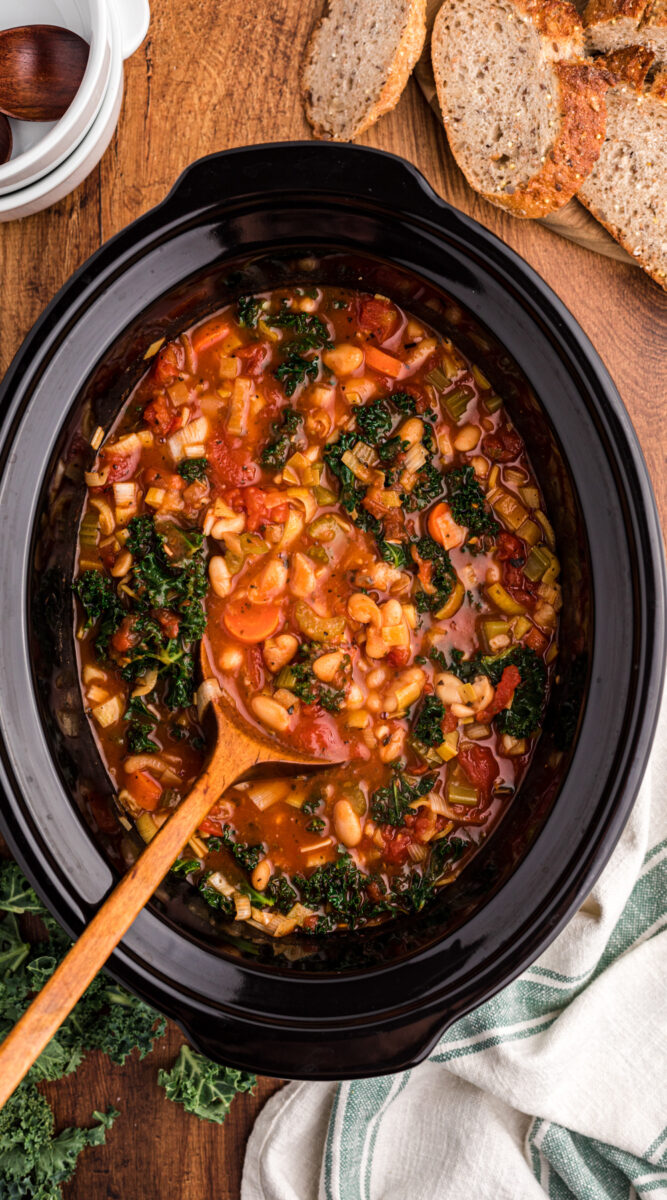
[583,0,667,60]
[578,46,667,288]
[301,0,427,141]
[431,0,611,219]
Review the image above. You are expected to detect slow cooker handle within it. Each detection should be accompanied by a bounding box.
[176,1005,455,1080]
[160,141,451,225]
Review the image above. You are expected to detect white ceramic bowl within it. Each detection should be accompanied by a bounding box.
[0,0,111,195]
[0,0,149,221]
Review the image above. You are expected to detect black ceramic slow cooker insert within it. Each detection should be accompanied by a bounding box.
[0,143,663,1079]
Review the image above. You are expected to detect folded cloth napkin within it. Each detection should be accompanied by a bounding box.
[242,687,667,1200]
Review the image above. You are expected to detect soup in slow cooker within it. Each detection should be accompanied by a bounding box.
[74,286,560,936]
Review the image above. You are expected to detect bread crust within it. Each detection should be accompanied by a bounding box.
[432,0,611,219]
[578,48,667,289]
[583,0,648,27]
[301,0,427,142]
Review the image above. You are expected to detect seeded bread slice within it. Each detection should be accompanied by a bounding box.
[301,0,427,141]
[577,47,667,287]
[583,0,667,60]
[431,0,611,218]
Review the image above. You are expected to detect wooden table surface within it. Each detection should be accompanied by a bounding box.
[0,1,665,1196]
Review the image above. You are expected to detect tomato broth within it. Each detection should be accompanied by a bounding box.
[75,286,560,937]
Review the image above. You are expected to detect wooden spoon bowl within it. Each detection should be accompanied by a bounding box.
[0,643,339,1107]
[0,115,12,165]
[0,25,89,122]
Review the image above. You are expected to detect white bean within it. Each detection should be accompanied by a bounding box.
[322,343,364,376]
[251,859,272,891]
[313,652,343,682]
[209,555,231,597]
[348,593,382,625]
[263,634,299,673]
[251,695,291,733]
[454,423,481,452]
[333,799,362,847]
[219,645,244,671]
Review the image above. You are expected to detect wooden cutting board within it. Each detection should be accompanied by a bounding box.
[416,0,637,268]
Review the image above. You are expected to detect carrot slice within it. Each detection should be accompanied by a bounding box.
[126,770,163,812]
[192,317,231,355]
[223,598,282,644]
[427,501,466,550]
[364,345,403,378]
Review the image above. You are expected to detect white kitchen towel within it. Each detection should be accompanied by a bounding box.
[242,687,667,1200]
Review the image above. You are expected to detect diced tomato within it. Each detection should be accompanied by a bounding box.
[111,617,139,654]
[482,424,523,463]
[523,625,549,655]
[380,826,412,865]
[235,342,270,375]
[192,317,230,355]
[496,532,525,563]
[387,646,411,668]
[208,434,258,490]
[150,340,185,387]
[503,560,538,607]
[154,608,180,640]
[357,297,398,343]
[399,383,431,414]
[290,712,356,760]
[458,744,499,805]
[442,710,458,734]
[103,454,138,483]
[144,466,184,491]
[364,345,403,378]
[199,806,230,837]
[477,665,522,722]
[245,646,264,691]
[143,393,175,437]
[238,486,289,532]
[365,880,385,904]
[126,769,162,812]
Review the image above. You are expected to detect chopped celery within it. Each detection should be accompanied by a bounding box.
[483,393,503,414]
[240,532,269,556]
[276,667,297,690]
[513,615,532,640]
[437,731,459,761]
[447,781,478,806]
[516,517,542,546]
[486,582,526,615]
[523,545,553,581]
[294,601,345,642]
[307,544,329,565]
[409,736,443,768]
[482,618,510,648]
[307,514,338,542]
[444,385,474,422]
[79,509,99,549]
[426,366,451,391]
[313,485,337,506]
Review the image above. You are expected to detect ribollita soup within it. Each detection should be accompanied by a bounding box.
[74,286,560,938]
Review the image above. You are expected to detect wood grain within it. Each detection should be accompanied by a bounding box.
[0,0,664,1195]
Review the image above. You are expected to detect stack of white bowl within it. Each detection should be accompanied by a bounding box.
[0,0,150,221]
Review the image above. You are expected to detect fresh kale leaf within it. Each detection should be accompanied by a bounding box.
[171,858,200,877]
[413,695,447,747]
[73,571,125,656]
[236,295,263,328]
[218,825,263,874]
[260,406,303,468]
[446,465,498,542]
[389,391,418,414]
[355,400,393,443]
[378,540,409,569]
[158,1045,255,1125]
[273,313,332,397]
[177,457,208,483]
[404,462,444,511]
[445,645,547,737]
[370,769,435,827]
[275,350,318,397]
[265,874,298,914]
[413,535,456,613]
[294,853,386,930]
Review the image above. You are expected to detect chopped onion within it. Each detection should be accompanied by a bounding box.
[92,694,124,728]
[407,842,427,862]
[131,667,158,698]
[285,487,317,522]
[246,778,291,811]
[234,894,252,920]
[196,676,221,721]
[403,442,428,474]
[84,467,109,487]
[113,482,137,506]
[168,416,209,461]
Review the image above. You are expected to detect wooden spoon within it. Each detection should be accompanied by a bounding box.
[0,25,89,122]
[0,114,12,165]
[0,644,338,1107]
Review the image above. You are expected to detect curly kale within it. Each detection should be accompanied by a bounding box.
[78,514,207,712]
[413,535,457,613]
[355,400,393,443]
[294,853,386,930]
[273,312,332,396]
[236,295,263,328]
[404,462,445,511]
[445,645,547,738]
[413,695,447,747]
[210,826,263,874]
[177,457,208,483]
[370,769,435,827]
[266,874,298,915]
[260,406,303,468]
[446,465,498,542]
[158,1046,255,1124]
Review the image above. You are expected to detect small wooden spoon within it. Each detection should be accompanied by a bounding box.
[0,645,337,1107]
[0,25,89,122]
[0,114,12,165]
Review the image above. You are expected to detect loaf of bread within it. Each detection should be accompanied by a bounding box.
[302,0,427,141]
[583,0,667,60]
[431,0,611,218]
[578,46,667,287]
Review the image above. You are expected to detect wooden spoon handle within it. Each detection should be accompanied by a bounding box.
[0,747,251,1109]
